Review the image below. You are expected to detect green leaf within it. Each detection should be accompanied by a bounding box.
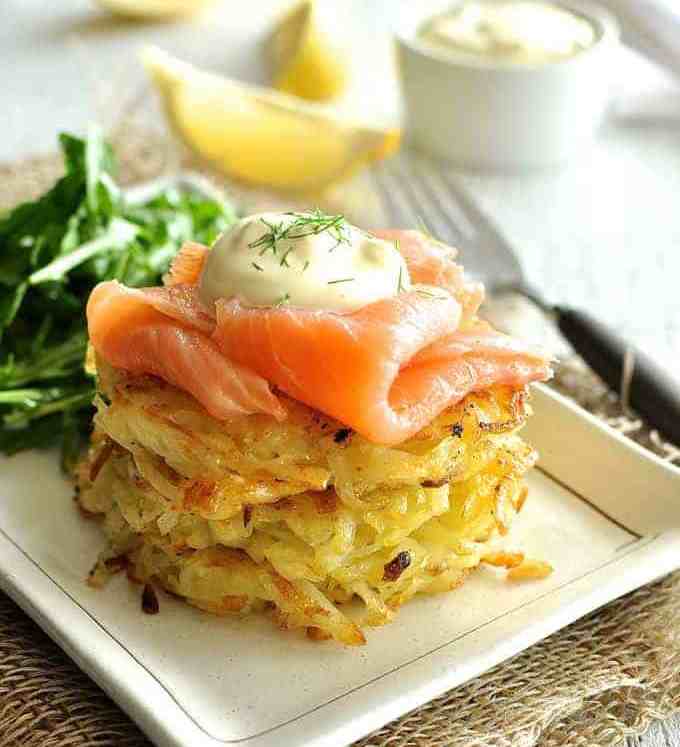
[0,414,65,455]
[28,218,138,285]
[0,282,27,330]
[0,128,236,469]
[0,388,48,406]
[59,133,86,176]
[0,332,88,388]
[2,386,94,428]
[84,124,116,216]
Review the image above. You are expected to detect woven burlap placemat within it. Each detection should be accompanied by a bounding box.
[1,128,679,747]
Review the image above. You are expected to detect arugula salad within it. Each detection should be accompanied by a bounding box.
[0,129,236,469]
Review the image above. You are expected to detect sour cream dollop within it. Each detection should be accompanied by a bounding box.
[418,1,597,65]
[199,211,411,312]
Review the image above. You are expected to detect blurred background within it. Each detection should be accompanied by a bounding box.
[3,0,680,371]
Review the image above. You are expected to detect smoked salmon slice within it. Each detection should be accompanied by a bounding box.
[86,230,551,444]
[372,229,485,318]
[213,291,462,444]
[87,282,285,421]
[164,241,209,287]
[213,294,549,445]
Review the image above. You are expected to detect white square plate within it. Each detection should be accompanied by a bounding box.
[1,384,679,747]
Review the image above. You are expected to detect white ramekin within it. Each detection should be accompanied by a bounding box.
[395,0,620,170]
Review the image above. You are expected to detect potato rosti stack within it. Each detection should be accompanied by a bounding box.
[78,217,552,644]
[78,360,539,645]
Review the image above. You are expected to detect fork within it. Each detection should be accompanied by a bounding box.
[372,153,680,445]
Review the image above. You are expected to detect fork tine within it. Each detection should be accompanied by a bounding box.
[383,157,466,247]
[397,156,472,246]
[406,156,478,242]
[371,164,403,228]
[372,160,421,229]
[407,154,522,283]
[374,153,519,288]
[435,165,512,252]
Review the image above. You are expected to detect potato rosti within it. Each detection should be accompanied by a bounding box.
[79,219,552,644]
[77,359,539,645]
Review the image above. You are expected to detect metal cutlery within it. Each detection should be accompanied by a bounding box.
[373,153,680,445]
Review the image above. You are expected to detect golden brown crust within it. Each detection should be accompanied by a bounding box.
[77,358,541,645]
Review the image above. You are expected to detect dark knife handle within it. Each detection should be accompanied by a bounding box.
[555,306,680,445]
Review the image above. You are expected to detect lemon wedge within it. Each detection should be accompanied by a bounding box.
[142,46,400,192]
[268,0,347,102]
[95,0,217,19]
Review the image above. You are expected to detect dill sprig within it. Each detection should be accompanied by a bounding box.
[248,209,351,263]
[284,209,350,250]
[397,265,407,294]
[327,277,354,285]
[274,292,291,307]
[249,217,288,256]
[416,214,433,238]
[394,238,410,295]
[280,247,294,267]
[416,288,448,301]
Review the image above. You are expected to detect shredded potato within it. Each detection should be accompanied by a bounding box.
[507,559,554,581]
[77,359,541,645]
[481,551,525,568]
